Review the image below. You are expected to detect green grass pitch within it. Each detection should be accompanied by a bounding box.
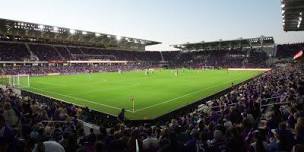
[19,69,262,120]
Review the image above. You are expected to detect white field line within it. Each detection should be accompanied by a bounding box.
[22,88,118,116]
[27,72,251,115]
[27,87,135,113]
[32,78,143,96]
[67,83,140,96]
[134,77,243,113]
[33,81,67,87]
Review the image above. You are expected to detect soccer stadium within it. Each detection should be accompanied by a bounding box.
[0,0,304,152]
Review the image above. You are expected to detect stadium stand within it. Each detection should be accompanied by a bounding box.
[1,16,304,152]
[0,41,269,68]
[0,42,30,61]
[28,44,62,61]
[0,64,153,75]
[53,46,72,60]
[276,43,304,59]
[0,62,303,152]
[0,34,303,152]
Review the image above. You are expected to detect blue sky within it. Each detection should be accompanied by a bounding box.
[0,0,303,50]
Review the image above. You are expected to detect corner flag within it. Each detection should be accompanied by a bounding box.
[130,96,135,112]
[293,50,303,60]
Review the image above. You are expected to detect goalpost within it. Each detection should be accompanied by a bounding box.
[8,74,30,88]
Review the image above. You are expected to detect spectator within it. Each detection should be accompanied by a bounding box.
[249,130,267,152]
[142,128,159,152]
[3,102,19,128]
[295,117,304,144]
[32,140,65,152]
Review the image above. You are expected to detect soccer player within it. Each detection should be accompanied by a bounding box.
[150,69,154,74]
[175,69,179,77]
[88,69,92,78]
[145,69,149,76]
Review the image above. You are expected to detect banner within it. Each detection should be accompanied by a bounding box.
[293,50,303,60]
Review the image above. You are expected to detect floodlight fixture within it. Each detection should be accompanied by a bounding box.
[53,26,59,33]
[38,25,44,30]
[95,33,101,37]
[70,29,76,34]
[116,35,122,41]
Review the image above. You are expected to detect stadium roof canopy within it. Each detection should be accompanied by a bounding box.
[172,36,275,51]
[0,18,161,51]
[281,0,304,31]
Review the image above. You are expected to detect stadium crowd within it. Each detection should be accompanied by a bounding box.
[0,41,269,68]
[0,62,304,152]
[0,43,30,61]
[0,64,153,76]
[1,40,304,152]
[277,43,304,59]
[168,49,268,68]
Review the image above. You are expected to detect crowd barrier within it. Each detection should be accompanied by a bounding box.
[228,68,271,71]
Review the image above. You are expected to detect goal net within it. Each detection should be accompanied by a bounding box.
[6,74,30,88]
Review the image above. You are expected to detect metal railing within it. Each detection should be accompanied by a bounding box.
[259,95,288,111]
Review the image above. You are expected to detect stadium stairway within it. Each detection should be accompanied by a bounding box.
[160,51,165,61]
[25,43,39,61]
[52,45,65,60]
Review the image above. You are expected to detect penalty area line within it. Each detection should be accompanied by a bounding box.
[21,88,117,117]
[134,77,243,113]
[27,87,135,113]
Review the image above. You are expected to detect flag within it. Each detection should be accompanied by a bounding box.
[293,50,303,60]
